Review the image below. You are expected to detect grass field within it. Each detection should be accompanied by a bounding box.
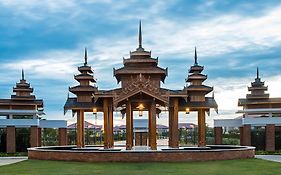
[0,158,280,175]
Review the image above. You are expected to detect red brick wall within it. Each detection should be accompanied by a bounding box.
[265,124,275,151]
[6,126,16,153]
[241,125,251,146]
[58,128,68,146]
[28,147,255,162]
[30,126,39,147]
[214,127,222,145]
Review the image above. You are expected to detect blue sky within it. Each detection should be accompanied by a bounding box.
[1,0,281,126]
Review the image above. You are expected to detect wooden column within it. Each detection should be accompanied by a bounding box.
[126,101,133,150]
[214,127,223,145]
[103,98,109,149]
[150,100,157,150]
[76,110,85,148]
[148,109,152,147]
[103,98,114,148]
[59,128,68,146]
[6,126,16,153]
[30,126,39,147]
[81,111,85,147]
[198,109,206,147]
[169,98,179,148]
[108,99,114,148]
[265,124,275,151]
[131,108,134,147]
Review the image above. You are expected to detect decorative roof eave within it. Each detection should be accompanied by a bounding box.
[248,86,268,91]
[69,86,97,93]
[113,89,169,107]
[0,109,45,115]
[188,65,204,73]
[114,66,167,74]
[238,97,281,106]
[78,65,93,73]
[185,85,213,92]
[129,50,151,57]
[16,82,30,87]
[11,95,36,100]
[74,75,96,82]
[13,88,34,92]
[246,94,270,99]
[251,81,265,87]
[0,98,43,107]
[178,97,218,114]
[64,97,106,115]
[186,74,207,82]
[113,67,168,83]
[236,108,281,114]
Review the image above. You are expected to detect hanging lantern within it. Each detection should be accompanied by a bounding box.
[185,107,190,114]
[93,107,98,116]
[136,103,145,117]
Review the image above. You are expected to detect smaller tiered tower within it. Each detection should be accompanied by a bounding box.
[185,48,213,102]
[69,48,97,102]
[246,67,269,99]
[11,69,35,101]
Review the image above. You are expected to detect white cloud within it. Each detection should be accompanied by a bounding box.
[142,5,281,61]
[2,1,281,125]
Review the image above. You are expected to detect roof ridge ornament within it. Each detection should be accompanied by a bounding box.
[256,67,259,79]
[21,69,25,80]
[136,20,144,51]
[194,47,198,66]
[84,47,88,66]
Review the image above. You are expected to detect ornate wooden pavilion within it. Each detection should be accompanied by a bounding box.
[64,22,217,150]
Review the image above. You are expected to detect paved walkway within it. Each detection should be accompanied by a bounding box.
[255,155,281,163]
[0,157,27,166]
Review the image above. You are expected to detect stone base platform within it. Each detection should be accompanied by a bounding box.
[28,145,255,162]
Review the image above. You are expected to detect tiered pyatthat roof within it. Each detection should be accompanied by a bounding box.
[238,67,281,111]
[185,48,213,102]
[114,21,167,83]
[11,69,36,100]
[246,67,269,99]
[69,48,97,102]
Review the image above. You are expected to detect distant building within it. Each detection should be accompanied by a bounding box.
[0,71,67,153]
[214,68,281,151]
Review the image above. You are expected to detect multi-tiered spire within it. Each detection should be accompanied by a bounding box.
[69,48,97,102]
[11,70,35,100]
[246,67,269,99]
[114,21,167,83]
[185,48,213,102]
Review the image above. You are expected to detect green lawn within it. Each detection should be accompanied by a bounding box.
[0,158,280,175]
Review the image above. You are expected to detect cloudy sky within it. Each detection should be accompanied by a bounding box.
[1,0,281,126]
